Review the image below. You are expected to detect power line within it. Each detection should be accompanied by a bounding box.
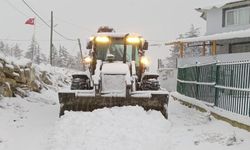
[54,17,94,33]
[4,0,29,17]
[0,38,75,42]
[4,0,44,27]
[22,0,76,41]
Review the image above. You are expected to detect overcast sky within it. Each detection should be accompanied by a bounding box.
[0,0,234,70]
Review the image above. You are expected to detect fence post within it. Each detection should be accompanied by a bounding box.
[215,63,219,106]
[196,65,200,99]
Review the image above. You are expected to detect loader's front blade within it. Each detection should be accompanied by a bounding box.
[58,91,169,119]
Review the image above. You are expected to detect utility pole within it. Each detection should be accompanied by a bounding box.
[78,38,85,71]
[50,11,53,65]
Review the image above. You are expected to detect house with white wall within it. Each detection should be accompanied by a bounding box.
[168,0,250,56]
[197,0,250,35]
[171,0,250,122]
[196,0,250,54]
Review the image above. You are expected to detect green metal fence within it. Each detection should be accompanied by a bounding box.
[177,62,250,117]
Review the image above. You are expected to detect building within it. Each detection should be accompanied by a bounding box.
[169,0,250,57]
[171,0,250,118]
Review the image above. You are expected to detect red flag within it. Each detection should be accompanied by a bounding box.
[25,18,35,25]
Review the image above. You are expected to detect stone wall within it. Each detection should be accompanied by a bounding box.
[0,57,53,97]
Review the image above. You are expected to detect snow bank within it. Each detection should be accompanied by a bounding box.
[171,92,250,127]
[49,106,171,150]
[0,53,31,67]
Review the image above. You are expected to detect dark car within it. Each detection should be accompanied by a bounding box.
[140,74,160,91]
[71,74,91,90]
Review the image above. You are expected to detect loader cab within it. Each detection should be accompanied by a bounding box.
[95,37,140,64]
[86,33,149,81]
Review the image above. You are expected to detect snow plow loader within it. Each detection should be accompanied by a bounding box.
[58,28,169,118]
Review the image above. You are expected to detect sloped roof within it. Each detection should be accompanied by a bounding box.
[196,0,248,20]
[166,28,250,44]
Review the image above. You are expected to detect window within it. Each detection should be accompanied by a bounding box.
[225,6,250,26]
[95,38,140,63]
[226,10,237,26]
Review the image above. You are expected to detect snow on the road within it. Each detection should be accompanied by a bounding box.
[49,107,170,150]
[167,98,250,150]
[48,98,250,150]
[1,92,250,150]
[0,89,59,150]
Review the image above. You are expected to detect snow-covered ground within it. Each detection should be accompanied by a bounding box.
[1,90,250,150]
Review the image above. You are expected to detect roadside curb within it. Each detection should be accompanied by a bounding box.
[171,94,250,132]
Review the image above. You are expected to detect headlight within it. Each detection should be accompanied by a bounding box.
[140,56,150,66]
[89,36,94,41]
[84,56,92,64]
[126,36,141,44]
[95,36,110,43]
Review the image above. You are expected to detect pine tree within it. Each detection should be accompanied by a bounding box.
[40,53,48,64]
[165,34,184,68]
[58,45,70,67]
[0,41,5,55]
[25,35,37,61]
[185,24,200,38]
[33,45,41,64]
[4,44,11,56]
[11,44,23,59]
[184,24,201,57]
[165,25,200,68]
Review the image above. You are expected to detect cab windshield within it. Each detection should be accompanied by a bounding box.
[95,38,139,65]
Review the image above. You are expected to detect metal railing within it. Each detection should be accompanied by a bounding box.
[177,53,250,117]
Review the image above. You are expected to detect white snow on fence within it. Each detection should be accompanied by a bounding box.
[178,52,250,68]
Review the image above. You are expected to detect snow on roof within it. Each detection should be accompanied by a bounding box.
[197,0,244,11]
[93,32,142,38]
[167,28,250,44]
[196,0,247,19]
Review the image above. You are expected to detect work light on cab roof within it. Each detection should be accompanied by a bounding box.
[95,36,110,43]
[126,36,142,44]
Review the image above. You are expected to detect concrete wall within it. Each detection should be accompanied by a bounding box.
[158,68,177,92]
[217,37,250,54]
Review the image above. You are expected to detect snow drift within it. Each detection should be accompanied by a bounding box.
[49,106,171,150]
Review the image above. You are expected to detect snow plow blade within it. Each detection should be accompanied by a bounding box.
[58,91,169,119]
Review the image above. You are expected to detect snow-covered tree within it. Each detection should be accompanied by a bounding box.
[58,45,70,67]
[33,45,41,64]
[0,41,5,54]
[184,24,200,38]
[25,35,37,61]
[165,34,184,68]
[184,24,201,57]
[163,24,201,68]
[11,44,23,59]
[4,44,11,56]
[40,53,48,64]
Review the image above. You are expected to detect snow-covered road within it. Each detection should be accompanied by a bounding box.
[0,91,250,150]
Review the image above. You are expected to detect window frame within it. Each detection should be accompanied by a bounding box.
[222,4,250,27]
